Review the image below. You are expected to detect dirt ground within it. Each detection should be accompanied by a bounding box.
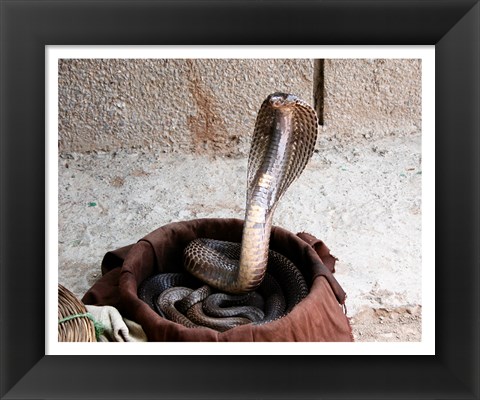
[58,133,422,342]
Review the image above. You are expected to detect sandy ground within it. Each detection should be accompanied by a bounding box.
[58,133,422,342]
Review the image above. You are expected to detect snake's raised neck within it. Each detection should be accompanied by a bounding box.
[237,95,297,291]
[184,93,318,293]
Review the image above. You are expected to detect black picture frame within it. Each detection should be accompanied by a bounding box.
[1,0,479,399]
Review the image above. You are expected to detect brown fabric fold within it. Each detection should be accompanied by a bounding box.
[100,244,135,275]
[82,218,353,342]
[296,231,339,273]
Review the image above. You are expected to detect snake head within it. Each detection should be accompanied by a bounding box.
[268,92,299,109]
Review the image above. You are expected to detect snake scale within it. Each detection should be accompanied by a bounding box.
[139,92,318,331]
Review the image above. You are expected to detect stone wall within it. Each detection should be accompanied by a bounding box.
[58,58,421,156]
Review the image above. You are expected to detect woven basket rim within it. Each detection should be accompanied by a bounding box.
[58,284,97,342]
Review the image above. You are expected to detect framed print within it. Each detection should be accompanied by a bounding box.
[48,48,432,352]
[1,1,479,399]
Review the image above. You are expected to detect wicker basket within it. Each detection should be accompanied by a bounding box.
[58,284,97,342]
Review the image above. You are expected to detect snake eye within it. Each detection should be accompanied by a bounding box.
[269,95,285,108]
[285,94,299,104]
[268,93,300,109]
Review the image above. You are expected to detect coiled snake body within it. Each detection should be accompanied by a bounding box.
[139,93,318,331]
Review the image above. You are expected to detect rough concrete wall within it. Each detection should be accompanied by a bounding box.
[322,59,421,140]
[58,59,313,156]
[58,58,422,155]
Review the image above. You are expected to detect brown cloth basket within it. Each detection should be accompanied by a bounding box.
[58,284,97,342]
[82,218,353,342]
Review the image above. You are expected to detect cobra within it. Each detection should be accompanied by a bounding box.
[183,92,319,293]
